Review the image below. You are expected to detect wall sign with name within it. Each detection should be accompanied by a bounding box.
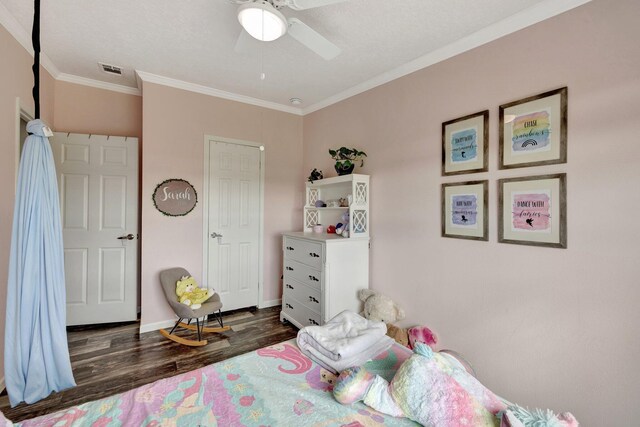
[152,179,198,217]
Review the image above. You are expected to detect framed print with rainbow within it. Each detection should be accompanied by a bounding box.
[499,87,567,169]
[498,174,567,248]
[441,180,488,241]
[442,110,488,176]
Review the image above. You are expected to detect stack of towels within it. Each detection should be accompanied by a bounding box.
[297,310,394,374]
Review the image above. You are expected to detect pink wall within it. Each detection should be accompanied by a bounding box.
[303,0,640,424]
[53,81,142,139]
[140,82,303,326]
[0,25,56,388]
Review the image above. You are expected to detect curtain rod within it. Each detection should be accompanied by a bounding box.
[32,0,41,119]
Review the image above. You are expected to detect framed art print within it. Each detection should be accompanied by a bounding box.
[442,180,488,241]
[499,87,567,169]
[498,174,567,248]
[442,110,488,176]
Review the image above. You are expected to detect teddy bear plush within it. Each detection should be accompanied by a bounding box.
[385,324,410,347]
[358,289,405,324]
[175,276,214,310]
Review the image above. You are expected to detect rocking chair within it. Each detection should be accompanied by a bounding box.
[159,267,230,346]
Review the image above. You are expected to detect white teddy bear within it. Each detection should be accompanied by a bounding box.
[358,289,405,323]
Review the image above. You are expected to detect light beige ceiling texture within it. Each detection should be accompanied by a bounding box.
[0,0,590,113]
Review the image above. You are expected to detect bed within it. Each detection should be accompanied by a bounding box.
[10,340,419,426]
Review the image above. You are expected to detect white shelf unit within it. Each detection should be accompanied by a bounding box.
[304,174,370,238]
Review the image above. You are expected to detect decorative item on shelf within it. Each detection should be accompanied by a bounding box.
[326,225,336,234]
[307,168,323,182]
[335,212,350,237]
[314,200,327,208]
[339,197,348,207]
[327,200,340,208]
[313,224,323,233]
[329,147,367,176]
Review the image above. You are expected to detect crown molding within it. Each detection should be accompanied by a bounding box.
[3,0,591,116]
[57,73,141,96]
[0,2,60,78]
[302,0,592,115]
[136,70,303,115]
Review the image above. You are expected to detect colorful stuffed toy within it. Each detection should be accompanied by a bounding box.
[408,325,437,350]
[333,343,506,426]
[175,276,214,309]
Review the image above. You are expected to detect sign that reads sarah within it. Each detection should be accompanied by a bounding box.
[152,179,198,216]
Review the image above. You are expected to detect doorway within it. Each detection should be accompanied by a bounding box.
[203,136,264,311]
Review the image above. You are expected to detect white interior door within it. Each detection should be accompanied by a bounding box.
[207,140,262,311]
[50,133,138,325]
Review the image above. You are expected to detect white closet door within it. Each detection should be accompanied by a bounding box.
[207,140,261,310]
[51,133,138,325]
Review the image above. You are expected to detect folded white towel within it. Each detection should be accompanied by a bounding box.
[300,334,394,374]
[298,310,387,361]
[297,310,393,374]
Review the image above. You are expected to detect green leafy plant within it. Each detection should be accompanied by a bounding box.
[329,147,367,171]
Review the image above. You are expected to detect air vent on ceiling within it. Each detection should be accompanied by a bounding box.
[98,62,124,76]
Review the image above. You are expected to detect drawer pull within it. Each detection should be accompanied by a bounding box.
[286,284,294,290]
[286,303,293,309]
[286,246,295,251]
[308,296,319,304]
[308,275,319,282]
[309,319,319,325]
[286,266,294,271]
[309,252,320,258]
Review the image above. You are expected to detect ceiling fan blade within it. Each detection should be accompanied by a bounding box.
[287,18,341,60]
[286,0,348,11]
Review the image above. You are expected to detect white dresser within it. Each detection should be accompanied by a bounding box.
[280,233,369,328]
[280,174,370,328]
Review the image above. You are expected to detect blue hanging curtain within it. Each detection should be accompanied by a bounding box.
[4,121,76,406]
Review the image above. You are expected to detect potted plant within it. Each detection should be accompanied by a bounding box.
[329,147,367,176]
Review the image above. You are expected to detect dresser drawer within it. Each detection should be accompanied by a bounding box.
[283,278,321,313]
[283,237,323,269]
[283,259,322,291]
[282,296,321,327]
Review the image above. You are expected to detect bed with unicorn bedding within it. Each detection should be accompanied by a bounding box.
[8,340,419,427]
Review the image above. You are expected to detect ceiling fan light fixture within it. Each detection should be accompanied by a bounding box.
[238,1,287,42]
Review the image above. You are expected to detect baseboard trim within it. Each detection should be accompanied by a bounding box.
[140,302,283,333]
[139,319,176,334]
[0,376,5,393]
[259,298,281,309]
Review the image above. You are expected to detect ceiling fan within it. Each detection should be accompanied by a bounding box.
[229,0,347,60]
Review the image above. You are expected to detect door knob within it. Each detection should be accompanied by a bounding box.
[117,234,135,240]
[211,232,223,239]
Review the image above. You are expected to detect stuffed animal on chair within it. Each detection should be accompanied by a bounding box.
[333,343,506,426]
[176,276,214,310]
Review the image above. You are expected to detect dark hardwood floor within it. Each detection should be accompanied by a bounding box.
[0,306,298,423]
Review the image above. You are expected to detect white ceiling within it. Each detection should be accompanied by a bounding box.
[0,0,589,114]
